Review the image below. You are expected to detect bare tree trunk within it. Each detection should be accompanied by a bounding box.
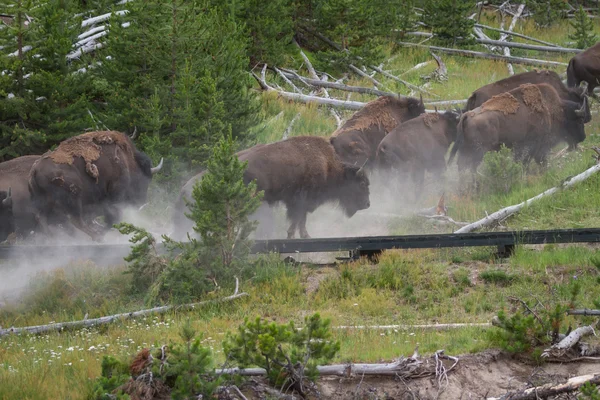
[487,374,600,400]
[474,23,560,47]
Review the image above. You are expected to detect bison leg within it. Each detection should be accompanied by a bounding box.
[286,205,308,239]
[298,212,310,239]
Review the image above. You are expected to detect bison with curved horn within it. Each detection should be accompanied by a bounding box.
[448,83,590,175]
[28,131,163,242]
[0,187,14,242]
[567,41,600,95]
[330,95,425,168]
[0,155,41,240]
[172,136,371,240]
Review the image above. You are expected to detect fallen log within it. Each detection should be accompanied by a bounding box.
[474,23,560,47]
[397,42,568,68]
[542,324,597,358]
[370,64,439,97]
[279,69,395,97]
[217,350,459,378]
[487,373,600,400]
[500,4,525,75]
[0,286,248,337]
[568,309,600,316]
[454,162,600,234]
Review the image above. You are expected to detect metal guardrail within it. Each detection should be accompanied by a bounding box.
[1,228,600,262]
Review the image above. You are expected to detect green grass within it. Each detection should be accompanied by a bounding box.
[5,14,600,399]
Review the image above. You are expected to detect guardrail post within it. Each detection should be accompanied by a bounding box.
[496,244,515,258]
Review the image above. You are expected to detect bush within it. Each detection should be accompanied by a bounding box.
[222,313,340,396]
[480,269,517,286]
[477,145,523,195]
[423,0,475,44]
[569,5,598,49]
[526,0,568,27]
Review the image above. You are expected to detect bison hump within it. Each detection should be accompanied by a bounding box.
[47,131,132,166]
[520,83,547,114]
[481,92,520,115]
[423,113,440,127]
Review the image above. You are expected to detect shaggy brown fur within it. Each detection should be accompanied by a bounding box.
[376,110,460,192]
[465,70,585,111]
[174,136,371,240]
[481,92,520,115]
[567,41,600,93]
[449,83,588,173]
[330,95,425,167]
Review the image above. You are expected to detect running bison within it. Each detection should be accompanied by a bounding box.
[173,136,371,239]
[466,70,587,113]
[0,188,13,242]
[330,95,425,167]
[0,156,41,239]
[448,83,589,173]
[28,131,163,241]
[567,42,600,94]
[376,110,461,189]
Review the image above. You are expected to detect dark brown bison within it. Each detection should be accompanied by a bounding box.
[0,188,13,242]
[173,136,370,239]
[0,155,40,239]
[448,83,589,173]
[466,70,587,115]
[567,42,600,94]
[28,131,163,241]
[330,95,425,167]
[376,110,461,189]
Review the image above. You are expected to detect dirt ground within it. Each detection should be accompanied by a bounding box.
[239,349,599,399]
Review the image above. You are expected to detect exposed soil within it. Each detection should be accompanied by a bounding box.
[239,349,600,399]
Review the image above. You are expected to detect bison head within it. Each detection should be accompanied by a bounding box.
[338,163,370,217]
[562,96,590,147]
[0,188,14,242]
[130,152,164,205]
[406,94,426,120]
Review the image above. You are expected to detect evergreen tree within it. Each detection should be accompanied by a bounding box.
[526,0,568,27]
[0,0,95,160]
[569,5,598,49]
[93,0,259,172]
[423,0,475,44]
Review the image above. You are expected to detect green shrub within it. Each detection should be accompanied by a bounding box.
[480,270,516,286]
[526,0,568,27]
[222,313,339,396]
[569,5,598,49]
[423,0,475,44]
[477,145,523,195]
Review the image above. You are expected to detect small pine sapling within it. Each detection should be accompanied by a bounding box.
[569,5,598,49]
[423,0,476,44]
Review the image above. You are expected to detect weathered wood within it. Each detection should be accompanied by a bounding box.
[474,23,560,47]
[349,64,388,90]
[81,10,128,28]
[542,324,597,358]
[370,64,439,97]
[568,309,600,316]
[333,323,489,330]
[487,374,600,400]
[500,4,525,75]
[0,292,248,337]
[404,32,579,53]
[279,69,396,97]
[454,163,600,234]
[397,42,568,68]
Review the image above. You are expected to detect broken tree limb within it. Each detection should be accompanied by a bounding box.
[568,309,600,316]
[474,23,560,47]
[0,290,248,337]
[282,112,300,140]
[400,60,433,76]
[279,69,396,97]
[542,324,597,358]
[274,67,302,94]
[370,64,439,97]
[334,323,490,330]
[349,64,389,91]
[252,71,366,110]
[454,162,600,234]
[487,374,600,400]
[397,42,569,68]
[217,350,459,378]
[500,3,525,76]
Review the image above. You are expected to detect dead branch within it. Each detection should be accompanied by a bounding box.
[568,309,600,316]
[217,351,459,379]
[274,67,302,94]
[542,324,597,359]
[454,162,600,234]
[507,296,544,326]
[333,323,490,330]
[397,42,568,69]
[422,52,448,82]
[349,64,388,90]
[401,61,433,76]
[279,69,395,97]
[370,64,439,97]
[0,290,248,337]
[474,23,560,47]
[282,112,300,140]
[487,373,600,400]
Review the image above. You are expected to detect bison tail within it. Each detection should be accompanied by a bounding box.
[447,115,466,166]
[566,58,577,88]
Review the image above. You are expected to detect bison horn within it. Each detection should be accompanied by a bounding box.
[357,159,368,175]
[2,187,11,207]
[150,157,164,175]
[575,96,588,118]
[419,93,424,106]
[129,126,138,140]
[579,81,589,95]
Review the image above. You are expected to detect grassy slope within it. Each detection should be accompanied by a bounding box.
[3,16,600,399]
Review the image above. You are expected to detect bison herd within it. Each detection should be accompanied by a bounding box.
[0,44,599,243]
